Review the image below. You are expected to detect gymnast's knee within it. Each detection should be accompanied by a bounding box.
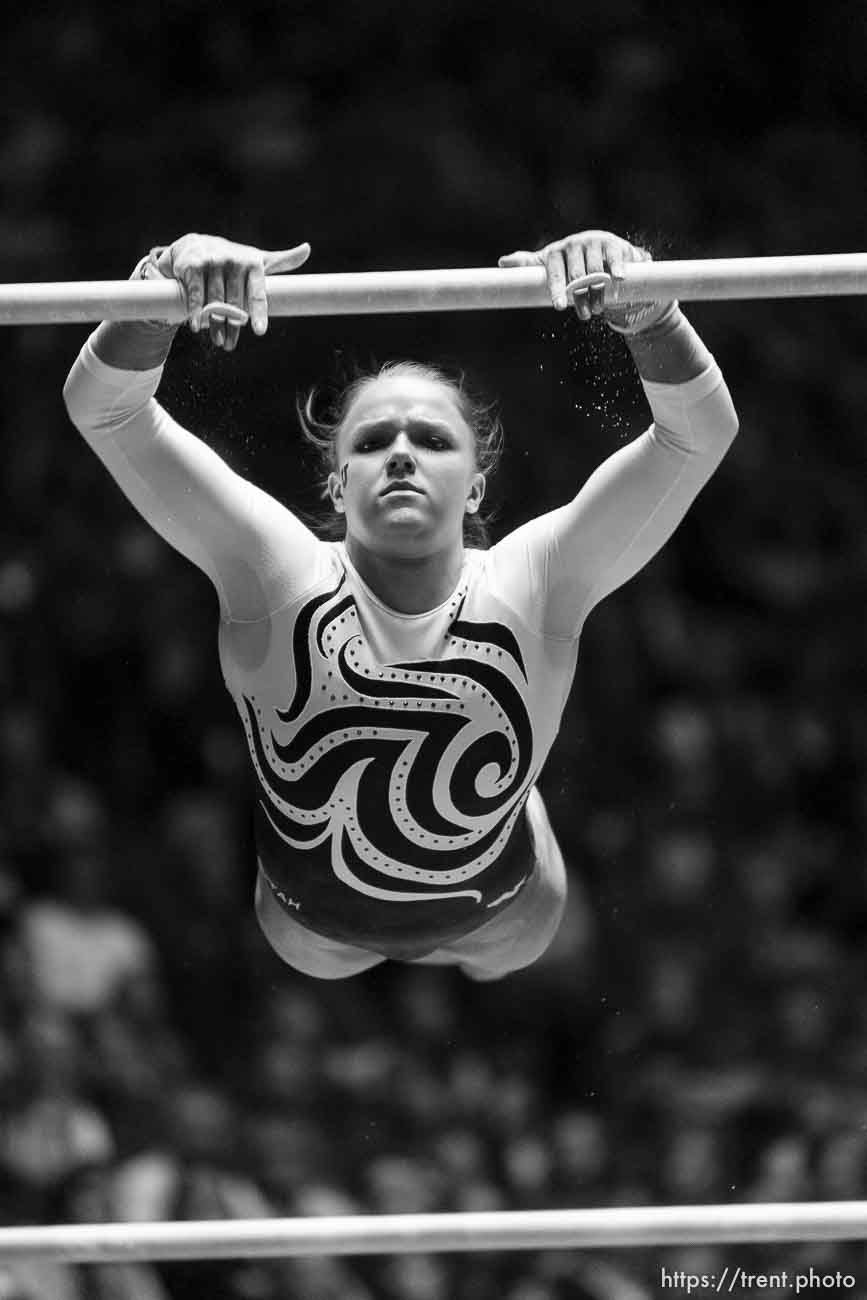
[279,950,381,980]
[253,874,383,980]
[457,945,552,983]
[457,872,569,982]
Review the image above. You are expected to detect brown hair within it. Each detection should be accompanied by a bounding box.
[297,361,503,548]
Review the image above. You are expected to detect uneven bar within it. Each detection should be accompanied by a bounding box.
[0,1203,866,1263]
[1,254,867,324]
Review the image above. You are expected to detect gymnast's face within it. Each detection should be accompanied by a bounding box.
[328,375,485,557]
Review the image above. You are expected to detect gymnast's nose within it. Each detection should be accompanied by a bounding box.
[386,439,416,475]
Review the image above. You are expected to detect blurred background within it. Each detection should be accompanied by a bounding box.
[0,2,866,1297]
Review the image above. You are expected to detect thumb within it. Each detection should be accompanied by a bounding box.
[498,251,536,267]
[263,242,312,274]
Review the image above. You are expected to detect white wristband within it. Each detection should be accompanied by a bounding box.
[606,299,679,335]
[565,272,677,335]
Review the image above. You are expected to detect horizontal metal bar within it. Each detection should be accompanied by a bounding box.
[1,254,867,324]
[0,1203,865,1262]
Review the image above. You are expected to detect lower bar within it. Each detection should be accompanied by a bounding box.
[1,254,867,324]
[0,1204,866,1263]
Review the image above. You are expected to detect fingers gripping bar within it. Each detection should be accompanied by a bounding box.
[198,302,249,326]
[564,272,612,300]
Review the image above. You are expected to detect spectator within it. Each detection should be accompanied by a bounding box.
[0,1011,113,1220]
[13,783,156,1018]
[46,1162,171,1300]
[112,1083,272,1300]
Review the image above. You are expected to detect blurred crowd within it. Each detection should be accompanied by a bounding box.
[1,2,867,1298]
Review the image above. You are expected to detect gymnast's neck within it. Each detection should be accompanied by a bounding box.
[344,534,467,615]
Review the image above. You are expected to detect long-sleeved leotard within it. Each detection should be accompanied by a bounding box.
[64,339,738,959]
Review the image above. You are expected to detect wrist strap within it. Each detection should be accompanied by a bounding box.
[606,299,679,335]
[564,272,678,336]
[128,249,249,328]
[130,247,168,282]
[125,248,178,330]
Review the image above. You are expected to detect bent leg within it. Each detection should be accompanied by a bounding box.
[416,786,567,981]
[254,870,385,980]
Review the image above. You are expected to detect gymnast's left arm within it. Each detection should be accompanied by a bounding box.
[492,231,739,639]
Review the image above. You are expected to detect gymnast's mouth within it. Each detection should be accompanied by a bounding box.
[380,482,424,496]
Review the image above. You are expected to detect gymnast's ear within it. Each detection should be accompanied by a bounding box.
[327,471,346,513]
[465,471,486,515]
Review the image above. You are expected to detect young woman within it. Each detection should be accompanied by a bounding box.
[62,230,738,981]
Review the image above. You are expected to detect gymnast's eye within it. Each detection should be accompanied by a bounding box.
[408,423,452,450]
[355,432,390,452]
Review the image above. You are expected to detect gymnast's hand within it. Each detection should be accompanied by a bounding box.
[140,234,312,350]
[498,229,652,324]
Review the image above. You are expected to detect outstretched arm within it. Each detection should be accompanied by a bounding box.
[491,231,739,639]
[63,235,324,623]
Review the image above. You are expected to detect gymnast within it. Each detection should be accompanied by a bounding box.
[62,230,738,980]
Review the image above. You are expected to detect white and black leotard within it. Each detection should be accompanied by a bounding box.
[64,340,738,959]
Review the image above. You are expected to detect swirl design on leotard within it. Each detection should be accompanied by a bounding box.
[240,575,534,905]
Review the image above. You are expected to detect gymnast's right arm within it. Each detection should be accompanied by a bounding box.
[62,234,320,622]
